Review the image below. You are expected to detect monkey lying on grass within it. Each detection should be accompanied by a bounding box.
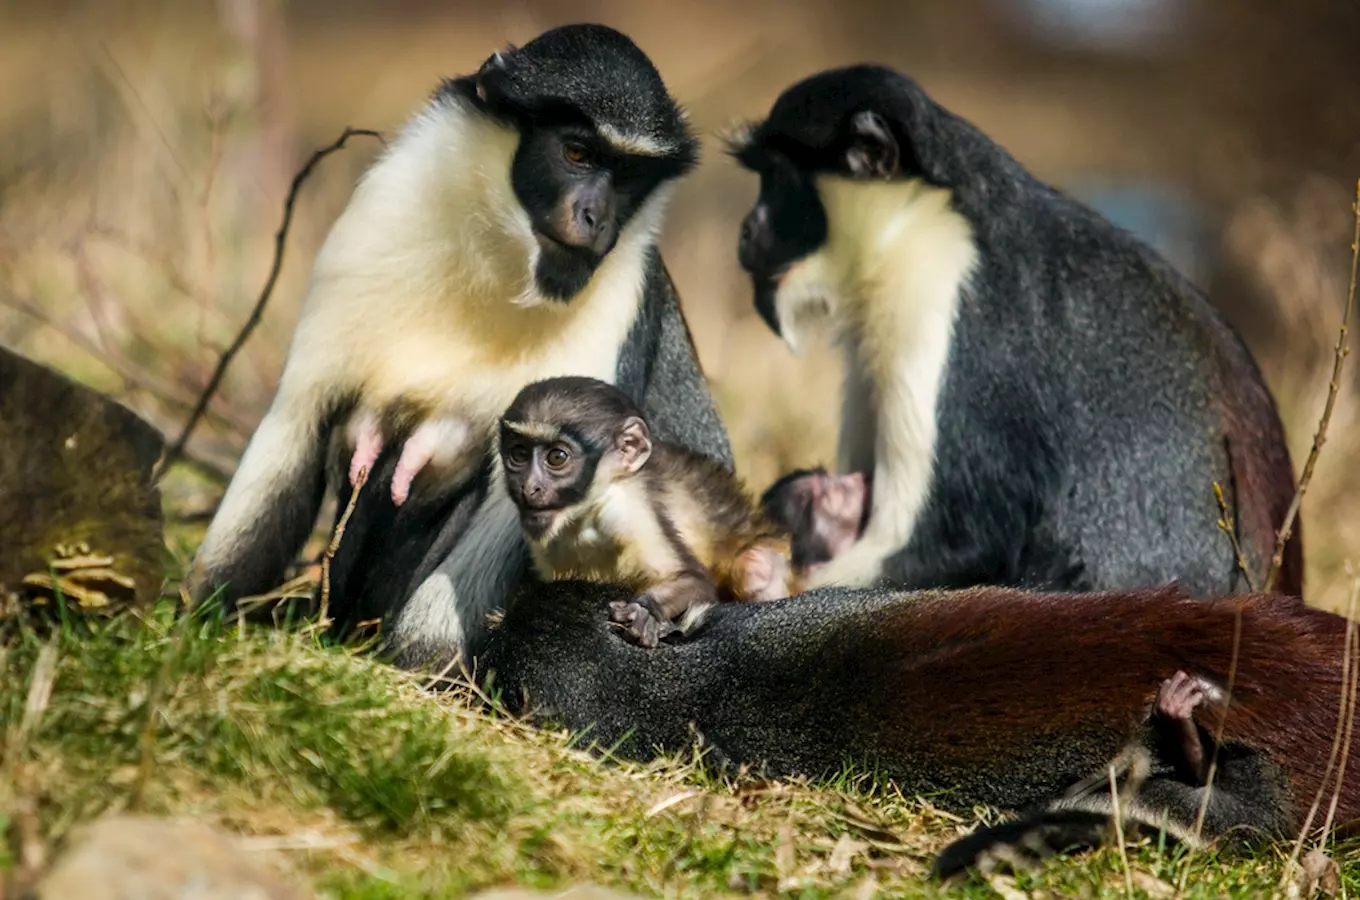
[480,580,1360,877]
[498,376,795,647]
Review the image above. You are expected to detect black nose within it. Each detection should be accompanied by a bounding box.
[738,205,769,273]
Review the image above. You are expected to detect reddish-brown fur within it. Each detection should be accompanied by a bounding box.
[865,586,1354,827]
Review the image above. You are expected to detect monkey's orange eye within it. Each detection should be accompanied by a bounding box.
[562,142,591,166]
[546,447,570,468]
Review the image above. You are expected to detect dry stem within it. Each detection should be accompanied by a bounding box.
[1264,179,1360,591]
[1213,481,1256,591]
[1278,574,1359,890]
[319,466,368,625]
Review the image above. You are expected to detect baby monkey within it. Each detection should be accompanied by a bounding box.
[499,376,794,647]
[760,467,870,573]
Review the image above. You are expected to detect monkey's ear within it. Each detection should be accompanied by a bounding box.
[616,416,653,473]
[845,110,899,180]
[474,46,516,104]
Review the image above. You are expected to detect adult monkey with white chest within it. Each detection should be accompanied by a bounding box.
[188,25,732,667]
[729,66,1301,597]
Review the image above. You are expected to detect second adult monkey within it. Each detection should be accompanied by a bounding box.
[499,377,794,647]
[729,66,1301,596]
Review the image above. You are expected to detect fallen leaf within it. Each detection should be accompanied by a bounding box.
[828,833,868,875]
[1294,849,1340,899]
[987,873,1030,900]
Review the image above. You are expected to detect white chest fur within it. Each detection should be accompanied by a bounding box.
[775,176,978,588]
[280,99,670,432]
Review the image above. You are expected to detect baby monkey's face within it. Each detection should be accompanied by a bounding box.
[761,468,869,571]
[498,410,652,543]
[499,433,590,540]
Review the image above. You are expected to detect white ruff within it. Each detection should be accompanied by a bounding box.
[775,176,977,589]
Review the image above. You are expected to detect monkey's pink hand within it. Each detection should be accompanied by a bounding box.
[1156,669,1205,721]
[392,430,437,507]
[1155,669,1211,784]
[391,417,474,507]
[349,414,384,487]
[737,545,791,602]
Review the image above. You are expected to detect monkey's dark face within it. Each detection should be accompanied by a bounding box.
[509,123,685,300]
[500,430,596,539]
[730,66,928,336]
[499,383,654,542]
[761,468,869,571]
[461,24,699,302]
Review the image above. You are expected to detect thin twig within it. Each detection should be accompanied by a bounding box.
[1264,179,1360,591]
[319,466,368,625]
[158,126,384,476]
[1109,762,1134,900]
[1213,482,1256,592]
[1189,598,1246,843]
[1319,593,1360,842]
[1279,574,1358,891]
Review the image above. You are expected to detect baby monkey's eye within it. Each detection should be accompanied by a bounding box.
[562,141,592,167]
[507,444,530,466]
[546,446,571,468]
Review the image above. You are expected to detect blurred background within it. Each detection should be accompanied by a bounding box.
[1,0,1357,607]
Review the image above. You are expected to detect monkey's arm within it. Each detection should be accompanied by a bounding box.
[1154,670,1215,784]
[808,360,935,589]
[190,379,336,605]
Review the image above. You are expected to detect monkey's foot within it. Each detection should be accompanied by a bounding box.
[392,417,473,507]
[737,545,791,602]
[1156,670,1205,721]
[1155,670,1210,784]
[609,598,677,649]
[348,414,384,487]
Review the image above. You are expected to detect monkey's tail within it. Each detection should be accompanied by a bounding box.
[932,809,1127,879]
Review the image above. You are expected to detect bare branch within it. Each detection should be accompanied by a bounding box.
[158,126,384,476]
[1213,482,1256,592]
[1280,574,1359,888]
[319,466,368,626]
[1264,179,1360,592]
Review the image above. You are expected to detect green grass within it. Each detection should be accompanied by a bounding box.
[3,604,1359,899]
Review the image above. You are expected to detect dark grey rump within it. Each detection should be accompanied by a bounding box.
[875,74,1292,597]
[322,253,731,663]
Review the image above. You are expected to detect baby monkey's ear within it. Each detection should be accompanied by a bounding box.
[615,416,653,473]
